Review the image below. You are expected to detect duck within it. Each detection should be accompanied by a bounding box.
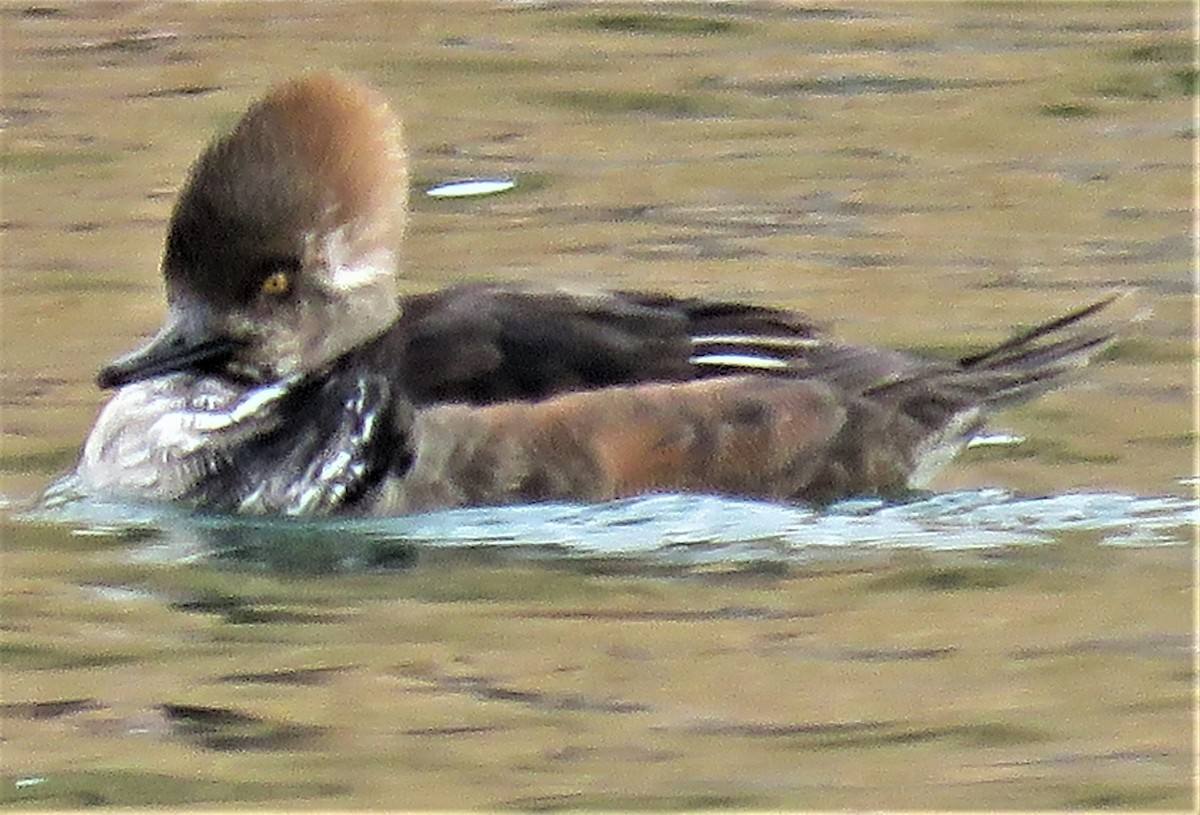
[47,73,1129,516]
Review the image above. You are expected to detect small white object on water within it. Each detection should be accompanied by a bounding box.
[426,178,516,198]
[15,778,47,788]
[967,433,1026,448]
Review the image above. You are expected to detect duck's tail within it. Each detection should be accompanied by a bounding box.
[874,291,1139,413]
[850,291,1141,492]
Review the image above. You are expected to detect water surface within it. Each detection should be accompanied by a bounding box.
[1,2,1194,810]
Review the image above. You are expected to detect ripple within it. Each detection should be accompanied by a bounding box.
[18,488,1197,572]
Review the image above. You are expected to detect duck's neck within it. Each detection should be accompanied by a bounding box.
[188,337,417,515]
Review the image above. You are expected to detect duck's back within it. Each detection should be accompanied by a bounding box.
[396,283,826,405]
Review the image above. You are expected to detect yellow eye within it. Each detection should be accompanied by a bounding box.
[260,271,291,297]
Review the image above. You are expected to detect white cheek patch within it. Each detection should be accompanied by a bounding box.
[314,224,396,292]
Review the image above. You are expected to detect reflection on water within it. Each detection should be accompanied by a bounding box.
[24,488,1198,575]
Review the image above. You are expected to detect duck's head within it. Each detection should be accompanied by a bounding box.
[99,73,407,389]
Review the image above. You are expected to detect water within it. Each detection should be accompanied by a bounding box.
[1,2,1193,810]
[20,488,1198,575]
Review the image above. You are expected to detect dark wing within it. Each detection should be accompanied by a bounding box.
[396,281,1126,433]
[698,293,1126,411]
[396,283,827,405]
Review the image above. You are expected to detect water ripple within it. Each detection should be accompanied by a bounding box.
[19,489,1197,572]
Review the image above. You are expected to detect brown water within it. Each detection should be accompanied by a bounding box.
[1,2,1195,810]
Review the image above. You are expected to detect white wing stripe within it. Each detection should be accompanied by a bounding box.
[690,334,822,350]
[690,353,791,371]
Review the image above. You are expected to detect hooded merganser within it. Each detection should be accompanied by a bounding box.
[48,74,1129,516]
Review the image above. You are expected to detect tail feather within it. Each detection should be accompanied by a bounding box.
[868,292,1134,413]
[879,291,1136,490]
[957,292,1122,368]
